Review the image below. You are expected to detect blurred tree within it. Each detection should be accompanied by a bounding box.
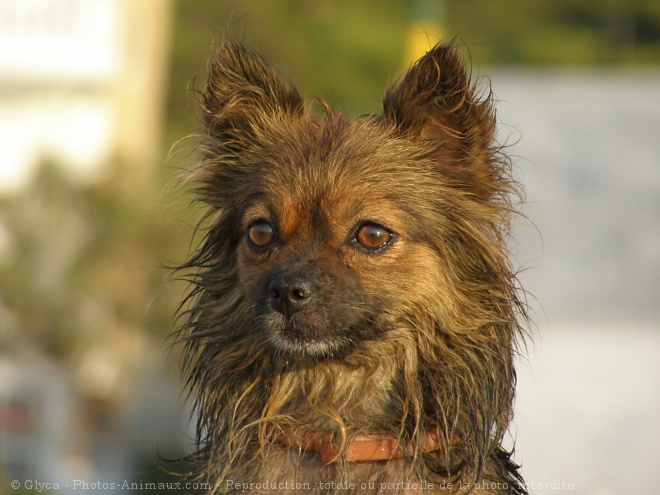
[0,162,184,402]
[448,0,660,65]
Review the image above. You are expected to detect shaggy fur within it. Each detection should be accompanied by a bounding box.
[176,41,529,494]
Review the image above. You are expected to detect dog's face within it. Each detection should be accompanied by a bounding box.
[240,185,390,359]
[234,125,443,360]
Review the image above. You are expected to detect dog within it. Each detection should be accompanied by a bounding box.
[176,41,528,494]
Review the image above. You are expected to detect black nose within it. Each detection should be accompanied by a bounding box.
[269,274,313,316]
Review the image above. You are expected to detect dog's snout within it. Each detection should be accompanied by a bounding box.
[269,274,313,316]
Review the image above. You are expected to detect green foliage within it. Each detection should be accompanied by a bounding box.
[448,0,660,65]
[0,163,183,363]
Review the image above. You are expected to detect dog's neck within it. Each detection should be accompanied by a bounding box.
[277,428,461,464]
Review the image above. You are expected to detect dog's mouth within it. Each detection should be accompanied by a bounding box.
[255,303,384,360]
[258,311,369,360]
[268,331,351,360]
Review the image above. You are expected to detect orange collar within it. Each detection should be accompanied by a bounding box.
[277,428,460,464]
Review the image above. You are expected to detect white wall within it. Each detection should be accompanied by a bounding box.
[491,70,660,494]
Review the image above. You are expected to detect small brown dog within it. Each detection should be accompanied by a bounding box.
[177,41,528,494]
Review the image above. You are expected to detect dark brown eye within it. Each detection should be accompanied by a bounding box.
[247,221,275,249]
[355,223,393,251]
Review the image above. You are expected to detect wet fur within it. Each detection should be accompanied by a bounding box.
[176,42,528,494]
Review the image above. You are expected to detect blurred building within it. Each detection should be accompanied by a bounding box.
[0,343,192,491]
[491,68,660,494]
[0,0,171,194]
[0,349,78,483]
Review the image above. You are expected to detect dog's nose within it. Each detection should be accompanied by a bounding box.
[269,274,313,316]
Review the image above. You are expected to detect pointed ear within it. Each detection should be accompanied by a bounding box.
[383,44,501,201]
[200,42,304,153]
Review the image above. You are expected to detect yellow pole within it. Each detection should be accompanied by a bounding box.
[403,0,445,67]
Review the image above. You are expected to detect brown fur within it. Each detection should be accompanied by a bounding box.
[176,41,528,494]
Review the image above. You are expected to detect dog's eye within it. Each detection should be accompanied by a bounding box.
[356,223,393,251]
[247,221,275,249]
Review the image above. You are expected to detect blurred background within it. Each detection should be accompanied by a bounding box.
[0,1,658,494]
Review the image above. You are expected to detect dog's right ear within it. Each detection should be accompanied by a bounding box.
[200,42,304,153]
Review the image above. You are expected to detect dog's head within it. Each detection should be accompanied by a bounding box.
[188,43,519,362]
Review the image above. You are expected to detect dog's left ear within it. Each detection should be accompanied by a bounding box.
[383,43,499,201]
